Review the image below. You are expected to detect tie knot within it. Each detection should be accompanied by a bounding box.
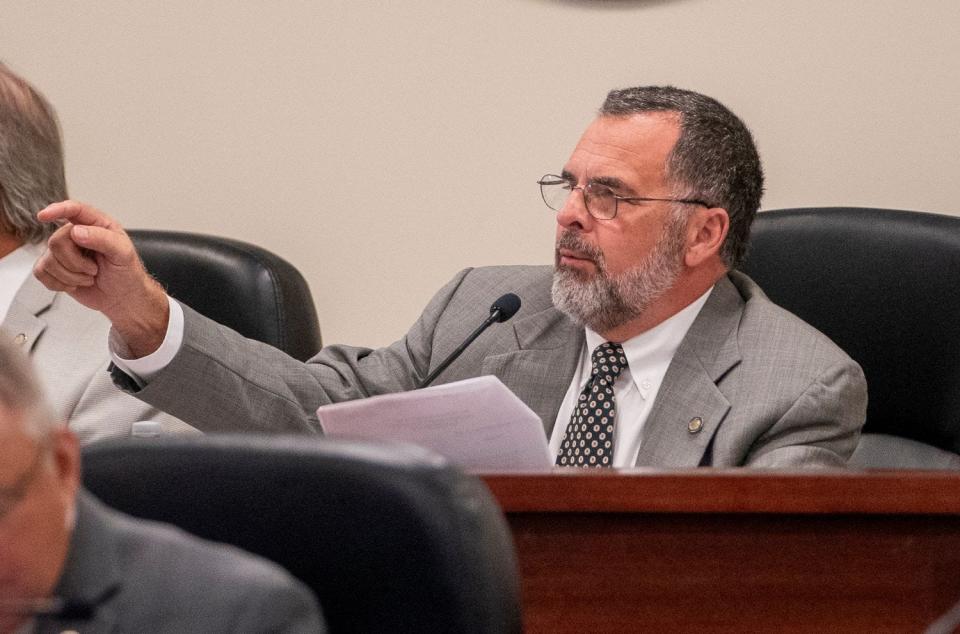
[590,342,627,380]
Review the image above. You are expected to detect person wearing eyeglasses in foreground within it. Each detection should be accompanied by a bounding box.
[33,85,866,468]
[0,337,326,633]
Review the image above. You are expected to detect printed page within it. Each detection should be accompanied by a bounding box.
[317,375,552,471]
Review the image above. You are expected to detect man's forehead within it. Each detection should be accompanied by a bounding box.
[564,112,681,184]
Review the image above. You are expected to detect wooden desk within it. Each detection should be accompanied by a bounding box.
[482,470,960,633]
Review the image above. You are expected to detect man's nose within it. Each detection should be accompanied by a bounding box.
[555,187,592,230]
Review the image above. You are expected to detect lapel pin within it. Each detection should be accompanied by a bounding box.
[13,333,27,346]
[688,417,703,434]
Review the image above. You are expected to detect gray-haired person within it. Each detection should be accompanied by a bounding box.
[0,336,325,633]
[0,62,194,441]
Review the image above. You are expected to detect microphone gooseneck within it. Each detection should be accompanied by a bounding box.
[418,293,522,388]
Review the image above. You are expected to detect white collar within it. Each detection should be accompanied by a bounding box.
[583,286,713,398]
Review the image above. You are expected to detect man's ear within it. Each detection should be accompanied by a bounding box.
[51,426,81,503]
[684,207,729,267]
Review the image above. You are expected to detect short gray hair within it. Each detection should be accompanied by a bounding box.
[599,86,764,268]
[0,62,67,244]
[0,336,57,438]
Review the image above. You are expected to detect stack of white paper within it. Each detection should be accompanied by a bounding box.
[317,375,552,472]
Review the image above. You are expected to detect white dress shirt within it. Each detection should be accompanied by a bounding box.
[0,243,43,323]
[549,288,712,468]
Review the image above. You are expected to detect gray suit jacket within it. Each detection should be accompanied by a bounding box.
[125,266,867,467]
[1,275,196,443]
[35,491,325,634]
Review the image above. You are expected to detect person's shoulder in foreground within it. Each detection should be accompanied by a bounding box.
[38,490,325,634]
[0,334,325,634]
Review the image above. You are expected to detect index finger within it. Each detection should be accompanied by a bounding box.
[36,200,121,231]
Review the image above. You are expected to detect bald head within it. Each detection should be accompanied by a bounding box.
[0,62,67,245]
[0,337,78,619]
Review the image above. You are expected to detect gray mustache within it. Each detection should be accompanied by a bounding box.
[556,231,603,263]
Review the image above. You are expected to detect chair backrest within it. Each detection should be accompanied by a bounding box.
[81,435,522,634]
[739,207,960,463]
[129,229,322,361]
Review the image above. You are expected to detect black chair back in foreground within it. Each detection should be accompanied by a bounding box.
[740,207,960,468]
[81,435,522,634]
[129,229,322,361]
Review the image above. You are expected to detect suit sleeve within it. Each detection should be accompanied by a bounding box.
[743,358,868,468]
[113,268,475,433]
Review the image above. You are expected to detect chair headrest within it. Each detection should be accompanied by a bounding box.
[82,435,522,633]
[129,229,322,361]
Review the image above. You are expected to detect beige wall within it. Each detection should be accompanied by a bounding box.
[3,1,958,346]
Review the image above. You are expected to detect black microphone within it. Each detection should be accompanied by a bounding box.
[418,293,521,388]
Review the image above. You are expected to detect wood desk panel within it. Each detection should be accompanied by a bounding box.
[483,471,960,633]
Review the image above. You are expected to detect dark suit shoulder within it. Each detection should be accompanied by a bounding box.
[87,496,324,633]
[109,509,293,588]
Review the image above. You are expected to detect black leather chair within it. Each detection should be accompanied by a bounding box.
[129,229,322,361]
[81,435,522,633]
[739,207,960,468]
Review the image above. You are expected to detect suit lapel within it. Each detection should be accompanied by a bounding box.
[1,275,54,353]
[634,276,744,467]
[481,305,583,437]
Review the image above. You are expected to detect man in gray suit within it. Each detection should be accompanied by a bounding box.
[34,86,867,467]
[0,62,194,442]
[0,338,325,634]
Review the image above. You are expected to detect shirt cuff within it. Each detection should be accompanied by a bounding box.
[109,296,185,385]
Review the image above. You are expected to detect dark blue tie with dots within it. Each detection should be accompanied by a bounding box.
[556,342,628,468]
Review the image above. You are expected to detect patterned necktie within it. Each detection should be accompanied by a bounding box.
[556,342,628,468]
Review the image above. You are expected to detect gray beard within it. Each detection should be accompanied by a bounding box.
[551,217,686,334]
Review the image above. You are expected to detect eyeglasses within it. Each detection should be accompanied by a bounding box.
[537,174,709,220]
[0,441,47,520]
